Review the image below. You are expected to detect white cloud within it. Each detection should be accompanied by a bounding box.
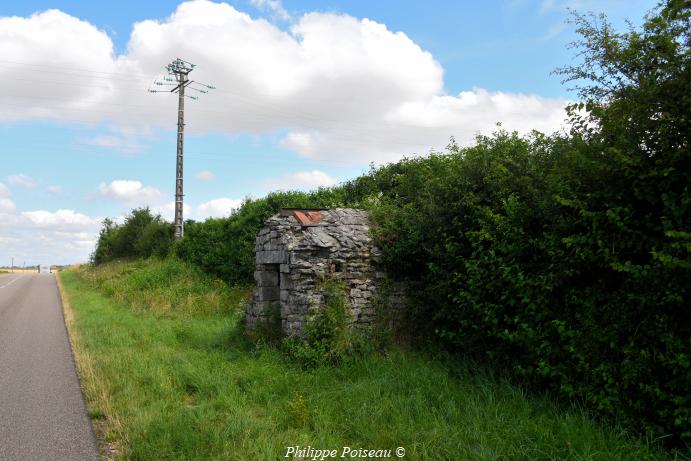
[0,206,101,265]
[540,0,557,12]
[150,201,192,222]
[20,209,100,231]
[150,198,242,221]
[98,180,164,204]
[0,198,16,213]
[250,0,290,21]
[7,174,37,188]
[0,9,118,123]
[195,170,216,182]
[47,185,63,194]
[0,1,568,165]
[0,182,10,197]
[265,170,337,191]
[196,198,243,219]
[81,134,143,154]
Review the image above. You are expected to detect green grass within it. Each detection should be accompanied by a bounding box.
[59,260,676,460]
[78,258,247,316]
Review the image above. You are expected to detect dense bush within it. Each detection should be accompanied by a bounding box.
[92,208,173,264]
[366,2,690,446]
[368,129,690,445]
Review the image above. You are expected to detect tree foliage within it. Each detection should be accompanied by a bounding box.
[92,208,173,263]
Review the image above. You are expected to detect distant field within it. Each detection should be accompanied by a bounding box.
[58,260,673,461]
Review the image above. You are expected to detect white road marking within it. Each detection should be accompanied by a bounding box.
[0,275,23,289]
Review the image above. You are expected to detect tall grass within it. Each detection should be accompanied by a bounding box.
[58,260,677,460]
[79,258,248,317]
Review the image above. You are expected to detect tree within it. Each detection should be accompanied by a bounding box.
[92,208,174,263]
[92,218,117,264]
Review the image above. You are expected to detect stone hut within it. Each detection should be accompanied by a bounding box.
[246,208,386,337]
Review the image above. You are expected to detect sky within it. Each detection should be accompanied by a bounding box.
[0,0,656,266]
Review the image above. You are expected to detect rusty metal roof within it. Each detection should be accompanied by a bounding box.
[280,208,324,225]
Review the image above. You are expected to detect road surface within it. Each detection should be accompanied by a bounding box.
[0,273,99,461]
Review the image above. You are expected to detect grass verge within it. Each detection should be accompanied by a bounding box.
[59,260,676,460]
[57,268,123,459]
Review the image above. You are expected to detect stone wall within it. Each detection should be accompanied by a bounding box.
[246,208,405,337]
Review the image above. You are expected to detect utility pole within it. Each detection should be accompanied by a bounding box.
[11,257,13,273]
[148,58,215,240]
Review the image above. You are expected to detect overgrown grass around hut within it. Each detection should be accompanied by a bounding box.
[57,260,675,460]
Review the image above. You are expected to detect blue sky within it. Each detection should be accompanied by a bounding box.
[0,0,656,265]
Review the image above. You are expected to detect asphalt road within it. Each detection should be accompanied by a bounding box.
[0,273,99,461]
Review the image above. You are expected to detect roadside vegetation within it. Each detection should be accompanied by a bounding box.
[79,258,246,317]
[79,2,690,458]
[60,261,673,460]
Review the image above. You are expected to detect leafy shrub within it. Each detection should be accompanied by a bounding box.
[92,208,173,263]
[136,220,174,258]
[283,280,368,367]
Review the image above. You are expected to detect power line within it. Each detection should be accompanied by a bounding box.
[0,81,405,131]
[0,102,471,152]
[0,90,534,140]
[0,60,435,126]
[0,59,154,79]
[0,61,558,155]
[0,63,155,83]
[0,70,466,145]
[0,75,150,91]
[0,95,502,152]
[0,60,557,140]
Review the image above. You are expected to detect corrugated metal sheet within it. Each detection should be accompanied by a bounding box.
[280,208,325,225]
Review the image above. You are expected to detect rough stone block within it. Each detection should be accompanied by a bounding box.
[288,293,308,306]
[280,275,293,290]
[256,250,287,264]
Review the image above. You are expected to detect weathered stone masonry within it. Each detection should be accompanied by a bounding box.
[246,208,399,337]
